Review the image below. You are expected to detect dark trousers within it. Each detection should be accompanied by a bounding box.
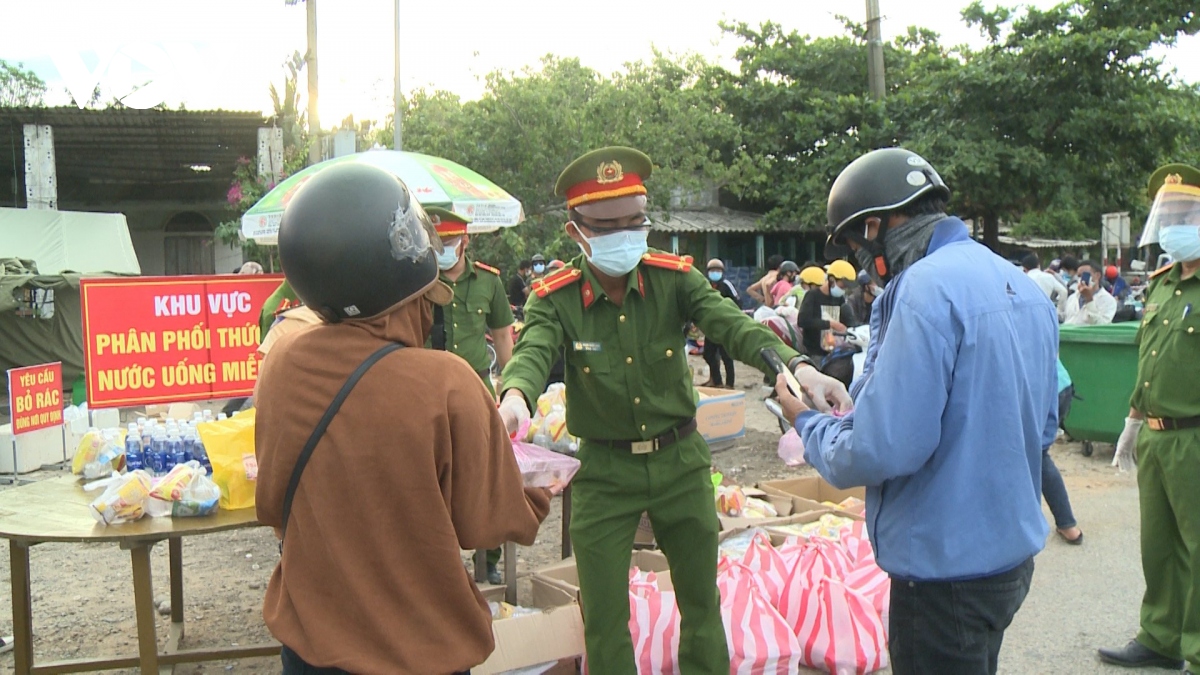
[889,557,1034,675]
[1042,446,1077,529]
[702,341,734,386]
[282,646,469,675]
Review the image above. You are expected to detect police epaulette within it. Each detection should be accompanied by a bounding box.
[474,261,501,276]
[532,267,582,298]
[640,252,694,272]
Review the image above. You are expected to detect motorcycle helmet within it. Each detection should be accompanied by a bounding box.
[825,148,950,278]
[778,261,800,275]
[278,163,446,322]
[825,259,857,282]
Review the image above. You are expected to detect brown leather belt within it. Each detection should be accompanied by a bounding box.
[1146,416,1200,432]
[590,418,698,454]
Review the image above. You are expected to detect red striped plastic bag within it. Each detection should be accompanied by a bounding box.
[718,558,804,675]
[777,537,854,632]
[794,575,888,674]
[628,570,681,675]
[741,530,793,607]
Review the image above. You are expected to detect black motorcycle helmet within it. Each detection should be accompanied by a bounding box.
[278,163,443,322]
[778,261,800,275]
[824,148,950,275]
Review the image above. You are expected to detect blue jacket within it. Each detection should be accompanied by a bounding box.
[798,218,1059,581]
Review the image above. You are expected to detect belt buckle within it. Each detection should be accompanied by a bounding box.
[1147,417,1166,431]
[631,440,656,455]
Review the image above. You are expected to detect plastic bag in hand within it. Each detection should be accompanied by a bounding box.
[512,437,580,490]
[87,470,153,525]
[527,384,579,454]
[778,428,806,467]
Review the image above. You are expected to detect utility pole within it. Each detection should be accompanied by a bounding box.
[865,0,886,99]
[394,0,403,150]
[306,0,321,165]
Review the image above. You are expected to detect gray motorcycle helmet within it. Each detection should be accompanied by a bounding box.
[278,163,442,322]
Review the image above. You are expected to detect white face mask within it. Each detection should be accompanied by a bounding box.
[435,238,462,270]
[574,224,649,277]
[830,284,845,298]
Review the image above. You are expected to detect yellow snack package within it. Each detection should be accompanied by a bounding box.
[89,470,153,525]
[197,409,257,510]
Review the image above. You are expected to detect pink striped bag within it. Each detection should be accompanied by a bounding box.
[741,531,793,607]
[718,560,804,675]
[794,575,888,674]
[777,537,854,632]
[628,570,681,674]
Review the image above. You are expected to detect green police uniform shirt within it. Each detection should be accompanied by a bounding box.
[1131,263,1200,419]
[502,250,802,441]
[436,258,515,374]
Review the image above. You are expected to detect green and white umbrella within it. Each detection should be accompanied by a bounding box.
[241,150,524,245]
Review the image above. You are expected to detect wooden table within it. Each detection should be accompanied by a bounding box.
[0,476,281,674]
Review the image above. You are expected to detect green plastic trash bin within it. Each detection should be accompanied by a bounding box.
[1058,323,1140,455]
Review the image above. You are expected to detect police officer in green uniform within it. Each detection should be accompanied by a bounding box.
[427,206,516,397]
[498,147,853,674]
[1100,163,1200,674]
[426,206,516,585]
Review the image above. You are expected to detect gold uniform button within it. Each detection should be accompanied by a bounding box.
[477,309,483,314]
[640,424,647,431]
[453,344,458,350]
[665,349,674,358]
[619,315,626,323]
[634,397,641,405]
[1176,290,1183,296]
[1144,382,1151,388]
[1164,319,1170,325]
[453,302,458,308]
[626,356,633,364]
[1190,327,1196,334]
[1151,350,1157,356]
[453,323,458,328]
[583,366,591,374]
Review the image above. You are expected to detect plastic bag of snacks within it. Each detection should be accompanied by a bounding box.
[526,384,579,454]
[197,409,257,510]
[86,470,153,525]
[512,439,581,490]
[145,461,221,518]
[72,428,126,479]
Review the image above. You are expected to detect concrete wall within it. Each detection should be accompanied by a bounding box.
[214,239,244,275]
[129,230,166,275]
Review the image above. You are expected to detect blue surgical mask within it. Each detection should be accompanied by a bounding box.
[575,226,649,277]
[1159,225,1200,263]
[532,263,545,274]
[830,284,845,298]
[435,240,461,270]
[708,271,723,282]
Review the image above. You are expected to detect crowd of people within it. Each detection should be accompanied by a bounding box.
[242,144,1199,675]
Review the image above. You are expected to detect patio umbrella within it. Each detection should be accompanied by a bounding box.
[241,150,524,245]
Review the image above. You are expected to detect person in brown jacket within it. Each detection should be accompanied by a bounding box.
[255,162,551,675]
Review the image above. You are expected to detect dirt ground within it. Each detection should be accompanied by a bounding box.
[0,355,1128,674]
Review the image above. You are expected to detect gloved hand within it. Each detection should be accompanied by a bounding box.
[794,364,853,414]
[1112,417,1143,472]
[498,392,531,437]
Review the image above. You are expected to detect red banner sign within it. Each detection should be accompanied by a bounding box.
[7,362,64,435]
[80,275,285,408]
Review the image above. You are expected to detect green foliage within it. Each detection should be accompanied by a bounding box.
[0,59,47,107]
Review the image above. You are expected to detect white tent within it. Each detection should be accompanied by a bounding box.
[0,207,140,275]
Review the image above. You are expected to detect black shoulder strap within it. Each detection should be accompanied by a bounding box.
[281,342,404,542]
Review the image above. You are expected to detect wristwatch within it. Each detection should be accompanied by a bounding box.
[788,354,817,371]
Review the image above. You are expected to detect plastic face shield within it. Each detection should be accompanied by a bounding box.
[1140,183,1200,247]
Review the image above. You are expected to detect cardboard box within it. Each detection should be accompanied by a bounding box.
[758,476,866,518]
[0,424,66,474]
[717,509,831,548]
[532,550,671,606]
[695,386,745,444]
[89,407,121,429]
[634,512,656,547]
[167,402,200,421]
[474,584,585,675]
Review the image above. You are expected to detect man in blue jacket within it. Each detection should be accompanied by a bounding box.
[776,148,1060,675]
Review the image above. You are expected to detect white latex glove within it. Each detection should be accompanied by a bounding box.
[1112,417,1143,472]
[794,364,853,414]
[498,393,531,437]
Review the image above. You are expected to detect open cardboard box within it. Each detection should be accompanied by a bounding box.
[532,550,671,607]
[717,509,833,549]
[758,476,866,519]
[695,386,746,444]
[474,581,585,675]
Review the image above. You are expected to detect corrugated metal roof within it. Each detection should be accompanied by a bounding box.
[651,209,797,234]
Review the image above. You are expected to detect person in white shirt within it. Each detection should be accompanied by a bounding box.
[1022,252,1068,306]
[1062,259,1118,325]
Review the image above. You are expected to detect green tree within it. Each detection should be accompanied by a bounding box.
[0,59,47,107]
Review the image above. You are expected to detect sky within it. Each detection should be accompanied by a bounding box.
[2,0,1197,125]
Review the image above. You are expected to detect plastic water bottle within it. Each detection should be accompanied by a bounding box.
[150,432,169,476]
[191,433,210,475]
[167,432,186,469]
[124,424,144,472]
[181,431,195,464]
